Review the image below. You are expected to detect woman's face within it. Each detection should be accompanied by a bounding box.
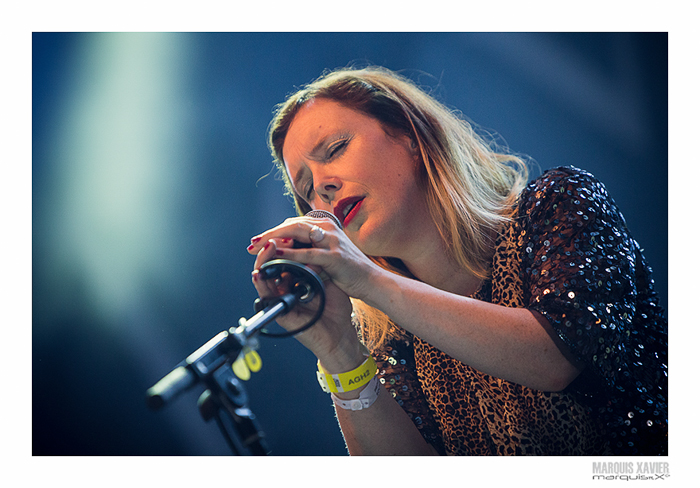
[282,98,432,257]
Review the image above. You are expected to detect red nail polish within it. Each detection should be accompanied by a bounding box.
[247,243,255,251]
[263,241,272,251]
[275,249,284,256]
[251,236,261,244]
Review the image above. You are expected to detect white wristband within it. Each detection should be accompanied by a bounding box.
[331,374,381,411]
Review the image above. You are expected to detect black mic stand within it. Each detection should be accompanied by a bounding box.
[146,260,325,455]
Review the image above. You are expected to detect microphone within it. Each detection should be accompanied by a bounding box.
[305,209,343,230]
[147,258,328,409]
[293,209,343,248]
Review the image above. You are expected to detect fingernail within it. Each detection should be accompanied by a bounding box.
[263,241,272,251]
[251,236,261,244]
[247,243,255,251]
[251,269,260,281]
[275,249,284,256]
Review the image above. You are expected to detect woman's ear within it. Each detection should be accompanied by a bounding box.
[410,138,422,165]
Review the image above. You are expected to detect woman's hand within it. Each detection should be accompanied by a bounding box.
[248,215,380,370]
[250,216,381,300]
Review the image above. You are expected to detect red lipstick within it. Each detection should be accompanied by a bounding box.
[334,197,364,227]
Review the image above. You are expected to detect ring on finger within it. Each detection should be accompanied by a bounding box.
[309,225,325,244]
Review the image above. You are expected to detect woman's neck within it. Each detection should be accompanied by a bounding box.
[405,256,483,298]
[395,225,484,298]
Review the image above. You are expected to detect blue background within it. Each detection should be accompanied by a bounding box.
[32,32,667,455]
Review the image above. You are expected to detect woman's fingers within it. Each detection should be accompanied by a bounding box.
[247,217,337,254]
[251,239,284,296]
[253,238,279,271]
[245,220,359,356]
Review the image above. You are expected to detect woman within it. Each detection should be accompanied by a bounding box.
[247,66,668,455]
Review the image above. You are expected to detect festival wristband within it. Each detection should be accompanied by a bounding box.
[316,354,378,393]
[331,375,381,411]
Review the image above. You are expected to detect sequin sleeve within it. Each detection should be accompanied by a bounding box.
[517,166,668,455]
[519,167,666,393]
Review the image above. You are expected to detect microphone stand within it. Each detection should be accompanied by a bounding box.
[146,260,324,455]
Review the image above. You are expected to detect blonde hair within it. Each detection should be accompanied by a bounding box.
[268,66,529,348]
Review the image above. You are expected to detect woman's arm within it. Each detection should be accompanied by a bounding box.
[249,234,579,454]
[334,385,439,455]
[250,246,438,454]
[360,268,581,392]
[323,268,579,454]
[323,271,580,454]
[249,222,581,392]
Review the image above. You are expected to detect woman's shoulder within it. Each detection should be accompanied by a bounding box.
[522,165,604,200]
[516,165,619,223]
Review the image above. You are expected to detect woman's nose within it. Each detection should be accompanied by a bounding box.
[315,177,342,203]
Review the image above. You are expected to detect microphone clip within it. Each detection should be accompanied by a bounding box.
[251,259,326,338]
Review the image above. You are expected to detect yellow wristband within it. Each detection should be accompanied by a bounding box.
[316,354,378,393]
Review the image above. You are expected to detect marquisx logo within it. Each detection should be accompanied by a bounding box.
[592,462,670,481]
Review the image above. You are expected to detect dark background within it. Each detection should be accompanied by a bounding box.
[32,32,667,456]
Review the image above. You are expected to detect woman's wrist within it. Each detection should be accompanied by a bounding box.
[349,261,387,308]
[357,264,399,312]
[333,381,371,400]
[316,336,366,374]
[317,346,377,401]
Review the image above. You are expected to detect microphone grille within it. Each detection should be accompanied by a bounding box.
[306,209,343,230]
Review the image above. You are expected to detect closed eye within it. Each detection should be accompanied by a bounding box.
[327,137,350,159]
[298,135,351,203]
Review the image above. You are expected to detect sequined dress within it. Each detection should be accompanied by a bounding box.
[363,166,668,455]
